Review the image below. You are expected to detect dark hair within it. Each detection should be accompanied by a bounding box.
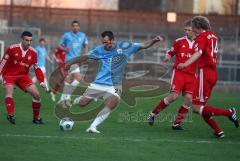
[192,16,211,30]
[72,20,79,25]
[101,31,114,40]
[184,20,192,27]
[21,31,33,38]
[39,38,45,42]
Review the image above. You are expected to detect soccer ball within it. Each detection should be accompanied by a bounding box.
[59,117,74,131]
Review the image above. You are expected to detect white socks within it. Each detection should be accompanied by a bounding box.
[60,80,79,101]
[90,107,111,128]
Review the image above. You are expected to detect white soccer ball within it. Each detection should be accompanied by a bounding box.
[59,117,74,131]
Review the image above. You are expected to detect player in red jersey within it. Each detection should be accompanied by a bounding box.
[0,31,46,124]
[49,47,66,102]
[177,16,239,138]
[148,20,196,130]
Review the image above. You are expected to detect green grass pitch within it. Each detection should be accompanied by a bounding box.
[0,87,239,161]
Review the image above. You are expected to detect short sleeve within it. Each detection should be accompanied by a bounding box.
[59,34,67,47]
[83,35,88,46]
[87,48,100,59]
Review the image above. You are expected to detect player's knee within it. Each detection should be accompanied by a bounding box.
[168,93,179,102]
[106,96,120,107]
[32,91,41,100]
[193,106,199,114]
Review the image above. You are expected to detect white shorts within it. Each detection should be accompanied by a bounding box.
[83,83,122,100]
[40,66,46,74]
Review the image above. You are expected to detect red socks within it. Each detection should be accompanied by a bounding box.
[203,116,222,134]
[5,97,14,116]
[32,100,41,120]
[174,105,189,125]
[152,99,169,115]
[202,105,231,117]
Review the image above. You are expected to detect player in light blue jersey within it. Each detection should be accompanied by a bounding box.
[57,20,88,104]
[33,38,53,91]
[65,31,163,133]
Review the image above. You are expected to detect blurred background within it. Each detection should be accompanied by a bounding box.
[0,0,239,92]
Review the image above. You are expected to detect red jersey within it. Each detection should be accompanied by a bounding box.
[167,36,196,74]
[0,43,44,83]
[54,48,66,64]
[193,31,218,70]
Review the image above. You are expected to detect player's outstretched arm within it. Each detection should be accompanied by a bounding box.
[65,55,89,70]
[139,36,164,50]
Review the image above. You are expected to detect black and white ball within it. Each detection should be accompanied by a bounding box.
[59,117,74,131]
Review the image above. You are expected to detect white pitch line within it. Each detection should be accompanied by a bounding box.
[0,134,240,145]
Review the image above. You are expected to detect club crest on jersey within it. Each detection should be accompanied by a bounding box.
[182,45,186,48]
[117,49,123,54]
[4,54,9,59]
[181,53,184,57]
[28,55,32,60]
[15,53,18,56]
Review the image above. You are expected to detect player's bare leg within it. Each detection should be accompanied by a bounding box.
[25,84,43,124]
[87,95,120,133]
[4,85,15,124]
[172,93,192,130]
[148,92,178,126]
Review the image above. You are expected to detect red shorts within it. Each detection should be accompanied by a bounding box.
[193,68,217,105]
[170,69,195,95]
[3,75,33,90]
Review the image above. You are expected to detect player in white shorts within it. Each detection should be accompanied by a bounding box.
[67,31,163,133]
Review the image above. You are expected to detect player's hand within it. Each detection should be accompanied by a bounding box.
[153,36,164,42]
[163,54,171,62]
[40,82,47,91]
[177,63,186,70]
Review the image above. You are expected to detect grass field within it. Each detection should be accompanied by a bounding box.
[0,86,239,161]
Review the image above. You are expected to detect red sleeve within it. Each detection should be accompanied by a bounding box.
[167,40,178,57]
[194,34,206,55]
[0,47,12,75]
[32,52,44,83]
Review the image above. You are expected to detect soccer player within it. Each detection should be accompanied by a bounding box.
[0,31,46,124]
[147,20,196,130]
[32,38,53,92]
[65,31,163,133]
[177,16,239,138]
[50,47,66,102]
[58,20,88,107]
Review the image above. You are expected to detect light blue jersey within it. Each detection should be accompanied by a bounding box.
[60,31,88,62]
[35,45,47,67]
[87,41,141,86]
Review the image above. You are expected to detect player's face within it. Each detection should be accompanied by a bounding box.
[40,40,45,47]
[184,26,194,39]
[192,27,201,36]
[22,36,32,50]
[72,23,80,34]
[102,36,115,50]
